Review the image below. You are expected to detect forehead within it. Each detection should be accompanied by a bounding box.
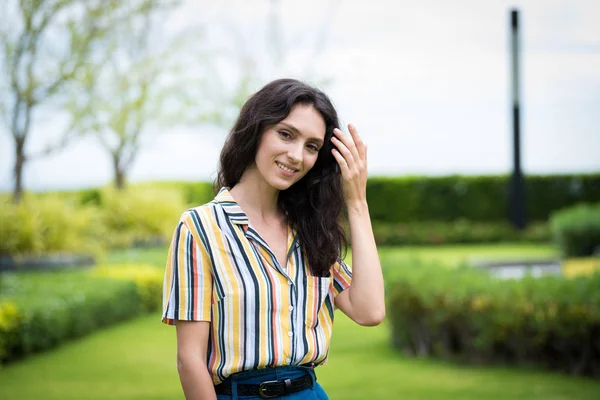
[279,104,326,141]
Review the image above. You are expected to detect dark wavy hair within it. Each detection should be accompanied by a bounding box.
[216,78,347,277]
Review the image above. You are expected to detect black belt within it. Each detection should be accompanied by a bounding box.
[214,373,313,398]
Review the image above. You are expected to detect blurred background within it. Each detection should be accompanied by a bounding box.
[1,1,599,399]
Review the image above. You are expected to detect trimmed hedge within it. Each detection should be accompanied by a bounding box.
[34,173,600,225]
[0,264,162,365]
[551,203,600,258]
[372,220,551,246]
[386,260,600,378]
[367,174,600,223]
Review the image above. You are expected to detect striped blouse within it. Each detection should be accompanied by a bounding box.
[161,187,353,385]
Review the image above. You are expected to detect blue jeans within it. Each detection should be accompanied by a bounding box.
[215,365,329,399]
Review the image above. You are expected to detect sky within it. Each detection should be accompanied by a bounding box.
[1,0,599,192]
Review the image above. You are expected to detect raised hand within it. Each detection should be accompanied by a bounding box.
[330,124,368,207]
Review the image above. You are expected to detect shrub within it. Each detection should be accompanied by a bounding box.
[367,174,600,223]
[99,187,186,248]
[132,181,215,208]
[372,220,551,246]
[0,264,163,365]
[562,258,600,278]
[0,301,22,362]
[181,181,215,207]
[92,264,163,312]
[550,203,600,258]
[0,196,105,257]
[386,260,600,378]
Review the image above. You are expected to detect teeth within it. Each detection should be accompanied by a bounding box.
[276,162,296,173]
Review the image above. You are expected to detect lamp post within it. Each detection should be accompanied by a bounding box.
[508,8,527,229]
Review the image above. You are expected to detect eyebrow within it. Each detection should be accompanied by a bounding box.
[278,122,324,145]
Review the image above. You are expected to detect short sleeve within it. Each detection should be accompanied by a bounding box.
[162,217,213,325]
[330,257,352,298]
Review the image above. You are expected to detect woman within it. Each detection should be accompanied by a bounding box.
[162,78,385,399]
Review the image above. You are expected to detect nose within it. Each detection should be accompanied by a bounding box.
[287,143,303,164]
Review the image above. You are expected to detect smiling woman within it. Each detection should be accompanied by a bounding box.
[161,78,385,399]
[251,104,326,191]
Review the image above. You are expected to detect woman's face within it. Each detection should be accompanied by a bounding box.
[254,104,326,191]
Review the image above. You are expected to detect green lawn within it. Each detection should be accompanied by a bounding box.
[107,243,558,269]
[2,243,596,400]
[103,246,170,267]
[0,311,598,399]
[376,243,557,268]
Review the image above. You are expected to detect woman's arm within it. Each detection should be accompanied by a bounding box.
[176,320,217,400]
[330,124,386,326]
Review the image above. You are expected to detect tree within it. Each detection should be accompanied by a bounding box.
[74,2,174,190]
[75,1,227,190]
[0,0,173,202]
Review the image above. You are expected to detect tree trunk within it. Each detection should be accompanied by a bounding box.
[12,138,26,204]
[113,154,126,190]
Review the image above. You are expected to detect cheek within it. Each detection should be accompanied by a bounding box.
[304,154,320,170]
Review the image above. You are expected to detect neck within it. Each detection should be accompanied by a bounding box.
[229,166,282,224]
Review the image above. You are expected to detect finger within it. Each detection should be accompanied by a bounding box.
[331,135,355,166]
[347,123,366,160]
[333,128,360,163]
[331,148,350,176]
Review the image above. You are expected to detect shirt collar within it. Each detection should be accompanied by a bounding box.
[214,187,300,250]
[215,187,249,225]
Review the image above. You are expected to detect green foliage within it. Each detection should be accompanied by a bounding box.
[526,175,600,221]
[0,264,163,365]
[0,301,21,362]
[133,181,215,207]
[551,203,600,258]
[0,196,105,256]
[92,264,163,312]
[386,260,600,378]
[367,174,600,223]
[0,184,199,256]
[78,188,103,206]
[98,186,186,248]
[3,246,600,398]
[182,181,216,207]
[372,220,551,246]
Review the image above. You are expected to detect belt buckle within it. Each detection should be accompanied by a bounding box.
[258,380,280,399]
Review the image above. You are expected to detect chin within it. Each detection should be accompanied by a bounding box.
[270,180,294,191]
[267,176,302,191]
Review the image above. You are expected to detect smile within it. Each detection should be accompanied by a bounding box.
[276,161,298,174]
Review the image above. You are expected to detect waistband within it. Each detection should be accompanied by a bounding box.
[220,364,316,384]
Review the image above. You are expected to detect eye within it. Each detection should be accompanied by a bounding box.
[279,130,292,139]
[307,143,319,152]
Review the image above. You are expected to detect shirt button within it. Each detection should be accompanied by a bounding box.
[286,358,291,363]
[287,281,292,286]
[288,331,293,337]
[288,306,294,311]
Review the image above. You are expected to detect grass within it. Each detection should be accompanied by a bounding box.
[1,243,598,400]
[0,314,180,400]
[0,269,117,307]
[105,243,559,269]
[103,247,170,267]
[377,243,557,268]
[1,311,599,399]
